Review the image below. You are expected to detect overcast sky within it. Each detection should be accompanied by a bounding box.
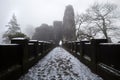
[0,0,120,42]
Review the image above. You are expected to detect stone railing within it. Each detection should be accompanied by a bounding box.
[63,39,120,80]
[0,38,54,80]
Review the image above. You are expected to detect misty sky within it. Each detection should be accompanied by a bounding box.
[0,0,120,42]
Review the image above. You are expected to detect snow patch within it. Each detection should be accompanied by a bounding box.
[19,47,103,80]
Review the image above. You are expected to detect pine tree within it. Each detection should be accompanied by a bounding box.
[2,14,27,43]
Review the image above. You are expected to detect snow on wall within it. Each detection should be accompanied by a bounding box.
[19,47,103,80]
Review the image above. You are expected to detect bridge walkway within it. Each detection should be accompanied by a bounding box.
[19,47,103,80]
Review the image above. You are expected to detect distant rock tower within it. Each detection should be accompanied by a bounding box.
[53,21,63,45]
[63,5,76,41]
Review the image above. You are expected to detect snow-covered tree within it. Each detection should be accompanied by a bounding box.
[3,14,27,43]
[76,3,120,42]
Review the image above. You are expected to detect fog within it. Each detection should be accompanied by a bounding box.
[0,0,120,43]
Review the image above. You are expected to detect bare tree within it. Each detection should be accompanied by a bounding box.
[86,3,119,41]
[76,3,120,42]
[75,13,100,40]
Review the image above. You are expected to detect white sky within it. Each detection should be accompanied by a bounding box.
[0,0,120,42]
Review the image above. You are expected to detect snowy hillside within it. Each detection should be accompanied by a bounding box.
[19,47,103,80]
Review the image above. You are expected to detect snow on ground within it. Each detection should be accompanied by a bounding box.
[19,47,103,80]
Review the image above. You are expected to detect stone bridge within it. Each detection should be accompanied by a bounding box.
[0,38,119,80]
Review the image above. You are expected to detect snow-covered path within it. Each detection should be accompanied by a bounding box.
[19,47,103,80]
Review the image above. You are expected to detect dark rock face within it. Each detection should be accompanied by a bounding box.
[63,5,76,41]
[53,21,63,45]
